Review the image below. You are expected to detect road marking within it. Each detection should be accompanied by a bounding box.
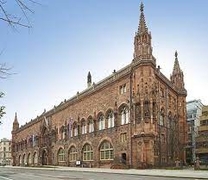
[0,176,13,180]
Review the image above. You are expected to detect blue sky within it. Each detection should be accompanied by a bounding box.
[1,0,208,139]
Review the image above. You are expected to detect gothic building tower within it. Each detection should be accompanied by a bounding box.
[11,3,187,168]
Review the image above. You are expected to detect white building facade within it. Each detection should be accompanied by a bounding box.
[0,138,12,165]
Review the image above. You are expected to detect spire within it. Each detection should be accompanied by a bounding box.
[172,51,182,74]
[12,112,19,131]
[87,71,92,88]
[171,51,185,90]
[138,2,148,34]
[133,2,155,64]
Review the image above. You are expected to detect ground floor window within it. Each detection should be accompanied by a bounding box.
[58,148,65,162]
[69,146,77,162]
[33,152,38,164]
[100,141,114,160]
[83,144,93,161]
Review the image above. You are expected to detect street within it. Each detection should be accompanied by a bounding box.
[0,167,197,180]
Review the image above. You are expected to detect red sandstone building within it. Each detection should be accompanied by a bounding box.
[11,3,187,168]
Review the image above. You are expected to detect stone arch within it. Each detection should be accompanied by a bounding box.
[57,147,65,164]
[33,151,38,165]
[118,103,129,112]
[80,118,87,134]
[105,108,115,128]
[22,153,26,165]
[87,115,94,133]
[98,140,114,161]
[18,154,21,166]
[41,149,48,165]
[97,137,113,151]
[118,103,130,125]
[27,152,32,165]
[68,145,77,163]
[81,143,93,161]
[97,111,105,130]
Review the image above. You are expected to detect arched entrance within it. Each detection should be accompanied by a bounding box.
[42,149,48,165]
[121,153,126,164]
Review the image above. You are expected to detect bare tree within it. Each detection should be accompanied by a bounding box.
[0,0,40,123]
[0,0,40,28]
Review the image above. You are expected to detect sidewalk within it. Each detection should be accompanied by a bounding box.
[7,166,208,179]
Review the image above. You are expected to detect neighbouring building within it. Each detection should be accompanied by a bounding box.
[186,100,203,164]
[0,138,12,165]
[11,3,187,169]
[195,105,208,165]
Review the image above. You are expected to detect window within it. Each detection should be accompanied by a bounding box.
[100,141,114,160]
[121,107,129,125]
[98,114,105,130]
[119,84,127,94]
[69,146,77,162]
[28,153,32,165]
[81,120,87,134]
[61,127,66,140]
[89,118,94,133]
[73,123,78,136]
[58,148,65,162]
[83,144,93,161]
[120,133,127,142]
[107,111,114,128]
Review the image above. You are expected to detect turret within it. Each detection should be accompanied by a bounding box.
[87,71,92,88]
[12,112,19,132]
[133,2,156,65]
[170,51,185,90]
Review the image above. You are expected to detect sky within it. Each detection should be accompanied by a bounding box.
[0,0,208,140]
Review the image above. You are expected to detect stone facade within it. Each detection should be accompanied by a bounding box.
[11,3,187,169]
[0,138,12,165]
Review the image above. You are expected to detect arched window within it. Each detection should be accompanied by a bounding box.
[98,114,105,130]
[22,154,26,165]
[73,123,78,136]
[88,117,94,133]
[19,155,21,165]
[121,106,129,125]
[33,152,38,164]
[83,144,93,161]
[100,141,114,160]
[159,108,165,126]
[58,148,65,162]
[107,110,114,128]
[28,153,32,165]
[81,119,87,134]
[61,126,66,140]
[69,146,77,162]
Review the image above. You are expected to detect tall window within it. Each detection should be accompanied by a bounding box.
[28,153,32,165]
[33,152,38,164]
[23,154,26,165]
[83,144,93,161]
[98,114,105,130]
[61,126,66,140]
[58,148,65,162]
[107,111,114,128]
[81,120,87,134]
[121,107,129,125]
[73,123,78,136]
[100,141,114,160]
[19,155,22,165]
[89,118,94,133]
[69,146,77,162]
